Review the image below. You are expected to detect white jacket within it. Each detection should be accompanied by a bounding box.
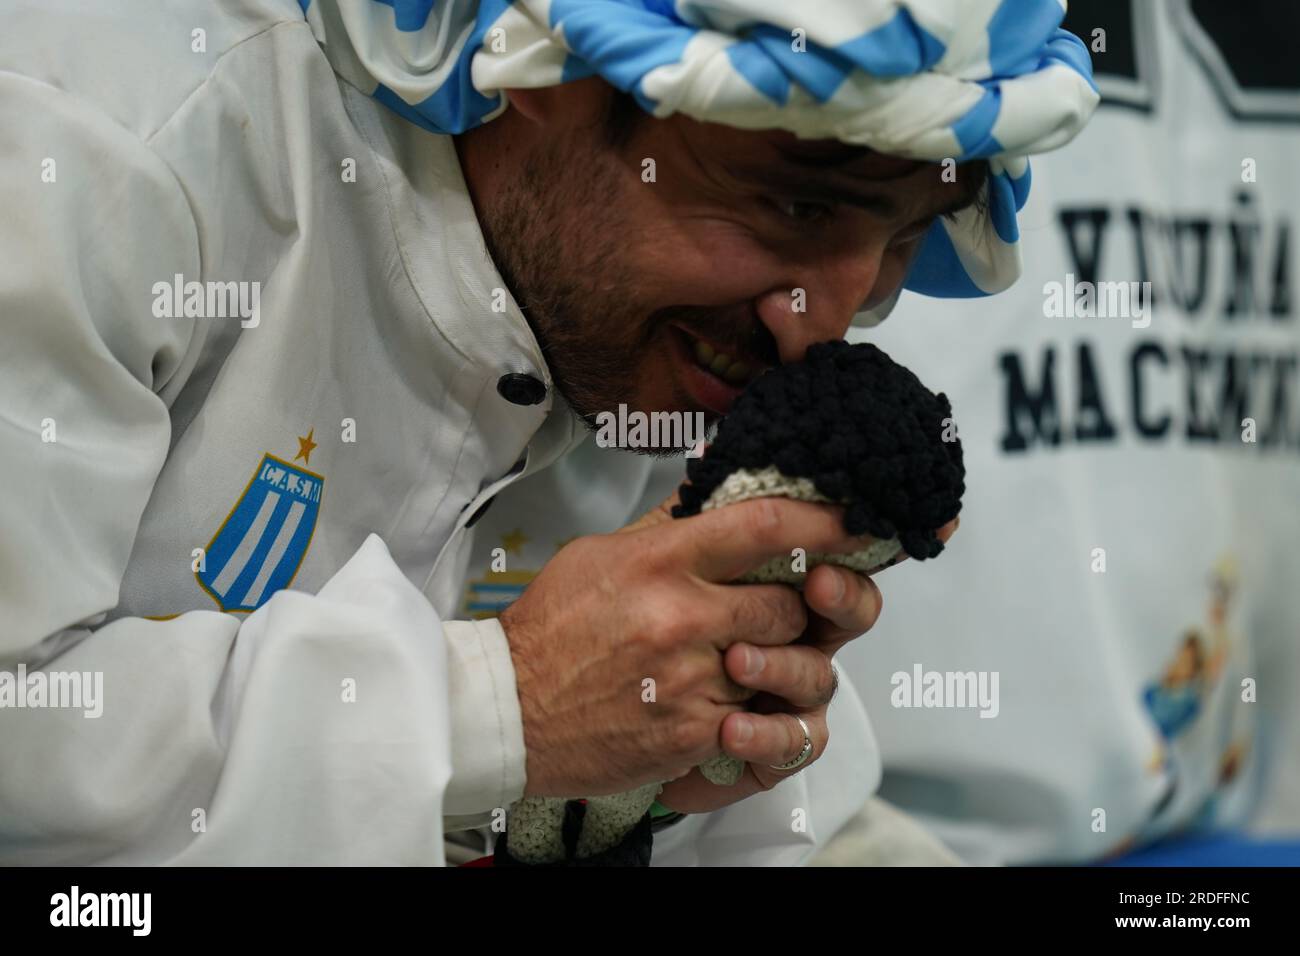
[0,0,876,865]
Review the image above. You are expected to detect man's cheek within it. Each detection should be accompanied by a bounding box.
[640,215,779,288]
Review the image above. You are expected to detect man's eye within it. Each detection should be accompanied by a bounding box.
[772,198,834,223]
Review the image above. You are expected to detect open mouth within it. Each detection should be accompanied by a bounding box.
[684,334,757,387]
[671,325,768,416]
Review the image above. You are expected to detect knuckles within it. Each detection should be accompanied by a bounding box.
[813,658,838,706]
[662,715,715,763]
[775,591,809,638]
[655,652,711,700]
[725,588,806,644]
[633,587,710,652]
[739,497,785,546]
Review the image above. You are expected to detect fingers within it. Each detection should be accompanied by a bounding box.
[801,565,883,652]
[676,498,872,582]
[848,515,959,575]
[699,581,807,649]
[719,709,825,770]
[692,551,884,657]
[706,665,758,706]
[723,642,837,708]
[656,763,763,814]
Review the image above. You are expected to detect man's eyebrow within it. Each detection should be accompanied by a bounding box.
[729,163,903,216]
[771,140,878,169]
[733,163,904,217]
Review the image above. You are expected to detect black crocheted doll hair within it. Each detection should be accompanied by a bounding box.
[671,340,965,560]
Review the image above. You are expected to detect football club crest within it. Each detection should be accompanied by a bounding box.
[197,448,324,613]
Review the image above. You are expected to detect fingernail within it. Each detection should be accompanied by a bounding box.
[830,570,846,604]
[733,716,753,744]
[743,647,765,678]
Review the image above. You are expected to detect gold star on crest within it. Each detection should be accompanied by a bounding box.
[295,428,318,465]
[501,529,528,555]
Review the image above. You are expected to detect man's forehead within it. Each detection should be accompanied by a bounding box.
[675,110,942,179]
[671,115,987,221]
[720,127,986,217]
[691,121,946,183]
[744,128,928,180]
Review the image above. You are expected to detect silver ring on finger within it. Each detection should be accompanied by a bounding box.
[768,714,814,772]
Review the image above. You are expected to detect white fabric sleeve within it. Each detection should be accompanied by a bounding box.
[0,71,518,864]
[441,619,528,820]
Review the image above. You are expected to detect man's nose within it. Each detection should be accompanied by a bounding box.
[752,246,900,365]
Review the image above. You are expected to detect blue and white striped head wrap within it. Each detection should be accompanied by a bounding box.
[301,0,1098,315]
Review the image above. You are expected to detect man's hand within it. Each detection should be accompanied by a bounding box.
[499,496,887,799]
[657,515,957,813]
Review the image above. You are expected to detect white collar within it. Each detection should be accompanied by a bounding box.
[345,85,588,471]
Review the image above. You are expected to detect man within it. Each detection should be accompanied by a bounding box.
[0,0,1094,864]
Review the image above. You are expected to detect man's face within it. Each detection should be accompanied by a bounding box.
[462,85,985,441]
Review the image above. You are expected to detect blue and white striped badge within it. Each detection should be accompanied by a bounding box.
[197,454,324,613]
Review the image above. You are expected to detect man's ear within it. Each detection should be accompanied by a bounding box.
[505,78,612,128]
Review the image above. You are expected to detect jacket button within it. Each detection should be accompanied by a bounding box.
[497,373,547,406]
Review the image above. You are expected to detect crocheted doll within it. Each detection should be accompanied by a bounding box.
[496,341,965,865]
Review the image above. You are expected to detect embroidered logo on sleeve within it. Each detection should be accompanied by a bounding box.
[196,441,324,613]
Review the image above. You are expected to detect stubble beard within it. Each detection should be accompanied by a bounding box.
[472,135,655,427]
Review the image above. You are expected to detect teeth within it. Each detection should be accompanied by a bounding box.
[690,335,752,386]
[722,361,750,385]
